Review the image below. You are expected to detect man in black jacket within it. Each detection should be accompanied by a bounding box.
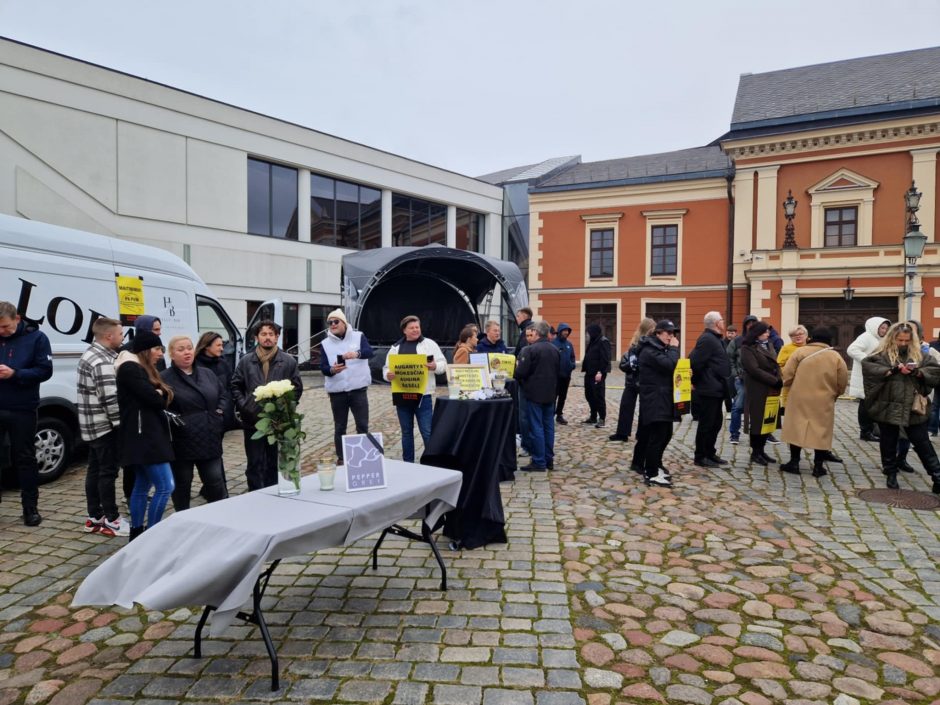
[689,311,732,468]
[0,301,53,526]
[515,321,560,471]
[513,308,535,457]
[231,320,303,490]
[582,324,612,427]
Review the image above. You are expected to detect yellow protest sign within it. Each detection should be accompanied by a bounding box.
[115,275,145,325]
[673,358,692,414]
[761,396,781,434]
[447,364,489,398]
[388,354,428,407]
[488,353,515,377]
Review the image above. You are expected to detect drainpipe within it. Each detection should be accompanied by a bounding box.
[725,171,735,324]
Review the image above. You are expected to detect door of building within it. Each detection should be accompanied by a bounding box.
[798,296,898,366]
[584,303,618,361]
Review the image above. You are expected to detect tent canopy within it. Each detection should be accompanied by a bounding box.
[342,246,528,346]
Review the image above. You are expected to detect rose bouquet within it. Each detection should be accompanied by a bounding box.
[251,379,305,494]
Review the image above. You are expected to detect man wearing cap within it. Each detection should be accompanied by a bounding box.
[232,319,303,490]
[320,309,374,463]
[0,300,53,526]
[689,311,733,468]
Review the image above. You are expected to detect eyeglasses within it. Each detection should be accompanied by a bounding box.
[327,319,342,325]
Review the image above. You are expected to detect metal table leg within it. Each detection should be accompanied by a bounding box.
[192,559,282,691]
[371,520,448,590]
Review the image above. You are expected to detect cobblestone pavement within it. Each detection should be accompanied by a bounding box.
[1,373,939,705]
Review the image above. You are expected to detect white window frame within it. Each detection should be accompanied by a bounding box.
[807,168,878,248]
[643,209,686,285]
[581,213,622,287]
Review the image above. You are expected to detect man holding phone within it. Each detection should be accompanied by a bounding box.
[320,309,374,463]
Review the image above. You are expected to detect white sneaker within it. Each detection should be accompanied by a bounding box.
[645,470,673,488]
[99,516,130,537]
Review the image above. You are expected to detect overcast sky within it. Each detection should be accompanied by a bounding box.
[2,0,939,178]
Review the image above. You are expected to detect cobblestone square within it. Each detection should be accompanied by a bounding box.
[1,373,939,705]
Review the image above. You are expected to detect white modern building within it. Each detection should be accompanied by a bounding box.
[0,37,503,354]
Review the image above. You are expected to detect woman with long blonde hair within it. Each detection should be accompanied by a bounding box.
[862,321,940,492]
[610,317,656,442]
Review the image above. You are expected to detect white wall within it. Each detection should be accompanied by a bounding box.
[0,38,503,333]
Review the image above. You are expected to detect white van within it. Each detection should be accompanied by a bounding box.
[0,214,280,482]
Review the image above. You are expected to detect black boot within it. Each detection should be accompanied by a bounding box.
[822,450,844,463]
[23,506,42,527]
[812,459,828,478]
[129,526,145,542]
[886,473,900,490]
[780,459,801,474]
[750,453,768,466]
[896,458,915,473]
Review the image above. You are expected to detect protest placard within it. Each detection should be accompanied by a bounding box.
[388,354,428,407]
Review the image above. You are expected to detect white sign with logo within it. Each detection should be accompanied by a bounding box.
[341,432,386,492]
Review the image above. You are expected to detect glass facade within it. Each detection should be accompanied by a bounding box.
[502,183,529,283]
[455,208,485,252]
[391,194,447,247]
[247,158,298,239]
[311,173,382,250]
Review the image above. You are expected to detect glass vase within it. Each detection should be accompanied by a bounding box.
[277,439,302,496]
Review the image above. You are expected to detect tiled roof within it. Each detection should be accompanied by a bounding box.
[533,146,731,191]
[731,46,940,128]
[477,156,580,185]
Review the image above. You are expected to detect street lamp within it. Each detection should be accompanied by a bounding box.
[782,190,798,249]
[903,181,927,321]
[842,277,855,302]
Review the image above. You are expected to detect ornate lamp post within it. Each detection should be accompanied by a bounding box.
[903,181,927,321]
[782,190,798,249]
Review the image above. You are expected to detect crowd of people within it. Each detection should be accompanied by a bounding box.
[2,298,940,537]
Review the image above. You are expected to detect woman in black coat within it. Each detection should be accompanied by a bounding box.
[195,331,240,431]
[116,331,175,540]
[740,321,783,466]
[162,336,229,510]
[631,320,681,487]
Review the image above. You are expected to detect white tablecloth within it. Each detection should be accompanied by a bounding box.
[73,460,461,633]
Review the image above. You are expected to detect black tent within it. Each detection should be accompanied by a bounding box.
[341,246,528,374]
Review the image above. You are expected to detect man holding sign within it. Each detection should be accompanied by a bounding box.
[383,315,447,462]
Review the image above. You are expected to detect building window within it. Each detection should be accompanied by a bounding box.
[650,224,678,276]
[456,208,485,252]
[645,302,682,345]
[824,206,858,247]
[310,173,382,250]
[247,158,298,239]
[589,229,614,278]
[391,194,448,246]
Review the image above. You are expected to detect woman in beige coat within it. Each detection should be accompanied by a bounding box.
[780,328,848,477]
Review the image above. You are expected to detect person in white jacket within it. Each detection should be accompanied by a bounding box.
[846,316,890,441]
[383,315,447,462]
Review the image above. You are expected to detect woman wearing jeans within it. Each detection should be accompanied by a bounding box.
[383,315,447,462]
[116,331,175,541]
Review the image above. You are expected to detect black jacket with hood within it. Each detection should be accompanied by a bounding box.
[636,334,680,424]
[581,324,612,377]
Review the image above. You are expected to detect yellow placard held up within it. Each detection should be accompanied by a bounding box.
[761,396,781,434]
[673,358,692,415]
[487,353,516,377]
[115,275,145,325]
[388,354,428,407]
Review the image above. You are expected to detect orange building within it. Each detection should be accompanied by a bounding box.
[524,46,940,361]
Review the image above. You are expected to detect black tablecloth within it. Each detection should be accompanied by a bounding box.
[421,396,512,549]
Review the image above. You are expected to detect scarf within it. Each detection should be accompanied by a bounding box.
[256,345,278,381]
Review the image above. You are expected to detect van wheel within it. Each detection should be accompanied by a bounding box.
[35,418,72,484]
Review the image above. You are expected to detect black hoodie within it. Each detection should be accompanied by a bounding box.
[582,324,611,376]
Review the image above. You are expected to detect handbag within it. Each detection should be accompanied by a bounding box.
[912,391,930,415]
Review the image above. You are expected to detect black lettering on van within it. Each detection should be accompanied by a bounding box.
[15,278,45,327]
[47,296,83,335]
[81,310,107,344]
